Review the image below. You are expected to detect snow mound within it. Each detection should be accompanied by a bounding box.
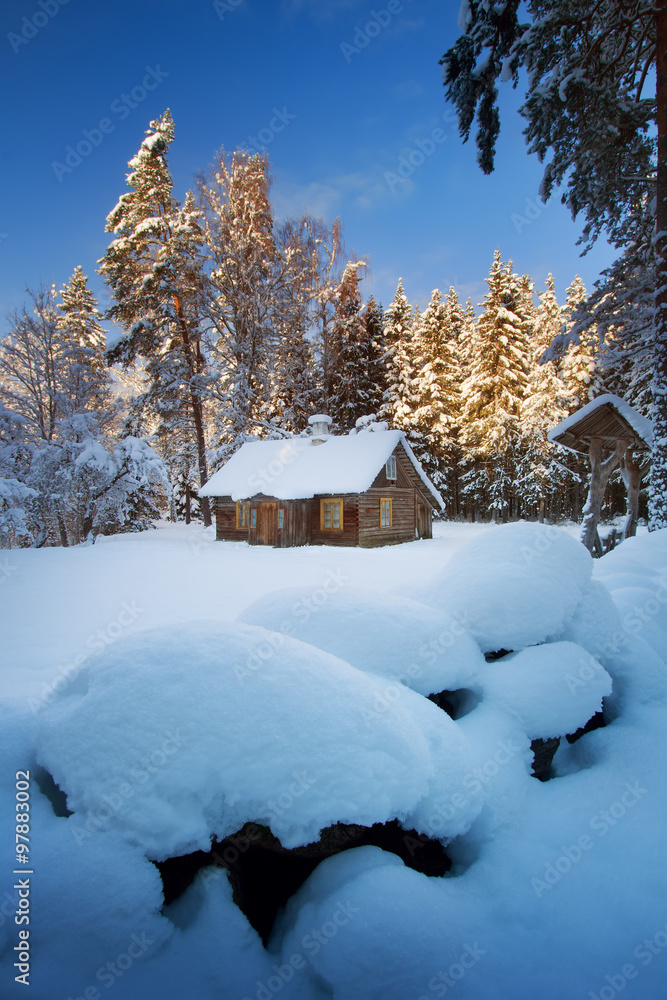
[479,642,612,740]
[237,587,485,695]
[417,523,592,652]
[36,621,481,859]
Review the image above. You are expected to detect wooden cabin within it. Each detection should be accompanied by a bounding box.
[200,418,443,548]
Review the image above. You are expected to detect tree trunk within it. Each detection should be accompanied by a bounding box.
[651,2,667,529]
[580,438,624,554]
[622,450,641,539]
[57,513,69,547]
[173,295,212,528]
[185,483,191,525]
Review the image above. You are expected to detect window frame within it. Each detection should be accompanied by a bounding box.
[236,501,250,528]
[250,508,257,528]
[320,498,344,531]
[278,508,285,529]
[380,497,393,528]
[385,455,397,481]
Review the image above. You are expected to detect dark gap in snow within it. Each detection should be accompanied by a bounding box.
[484,648,513,662]
[33,766,73,817]
[531,737,561,780]
[532,711,607,782]
[428,688,480,719]
[566,709,606,744]
[156,819,451,944]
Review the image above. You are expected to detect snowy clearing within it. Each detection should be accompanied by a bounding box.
[1,520,666,1000]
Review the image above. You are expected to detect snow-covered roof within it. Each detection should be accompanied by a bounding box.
[200,430,444,507]
[548,393,653,453]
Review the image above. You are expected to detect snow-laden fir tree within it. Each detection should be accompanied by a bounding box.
[517,274,570,519]
[557,276,606,412]
[57,266,114,418]
[410,287,462,505]
[328,262,382,432]
[268,218,320,433]
[459,250,531,519]
[379,279,417,435]
[99,110,212,524]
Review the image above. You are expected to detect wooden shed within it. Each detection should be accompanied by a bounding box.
[548,393,652,552]
[199,420,443,548]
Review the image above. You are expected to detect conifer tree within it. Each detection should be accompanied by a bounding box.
[99,111,212,525]
[518,274,569,518]
[57,266,113,418]
[558,276,606,411]
[329,262,379,431]
[459,250,531,519]
[380,279,416,435]
[410,288,460,502]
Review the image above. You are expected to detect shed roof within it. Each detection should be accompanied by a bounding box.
[200,429,444,508]
[547,393,653,454]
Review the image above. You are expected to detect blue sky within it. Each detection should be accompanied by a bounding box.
[0,0,615,325]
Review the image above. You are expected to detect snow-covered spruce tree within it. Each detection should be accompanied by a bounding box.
[441,0,667,527]
[328,262,384,432]
[379,279,418,438]
[0,404,35,546]
[557,276,607,412]
[517,275,570,519]
[459,250,531,520]
[361,295,387,419]
[99,111,212,525]
[410,288,462,507]
[199,148,282,462]
[268,217,322,433]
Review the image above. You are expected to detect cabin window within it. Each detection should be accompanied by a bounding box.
[278,509,284,529]
[236,501,250,528]
[250,508,257,528]
[385,455,397,480]
[380,498,393,527]
[320,498,343,531]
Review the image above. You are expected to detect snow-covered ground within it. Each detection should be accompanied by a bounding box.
[1,520,666,1000]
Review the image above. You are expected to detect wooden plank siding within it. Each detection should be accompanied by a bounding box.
[357,488,416,546]
[308,495,360,546]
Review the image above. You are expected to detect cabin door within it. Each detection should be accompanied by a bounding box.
[258,502,278,545]
[416,501,431,539]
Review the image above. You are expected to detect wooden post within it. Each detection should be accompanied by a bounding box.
[580,438,625,554]
[621,450,641,539]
